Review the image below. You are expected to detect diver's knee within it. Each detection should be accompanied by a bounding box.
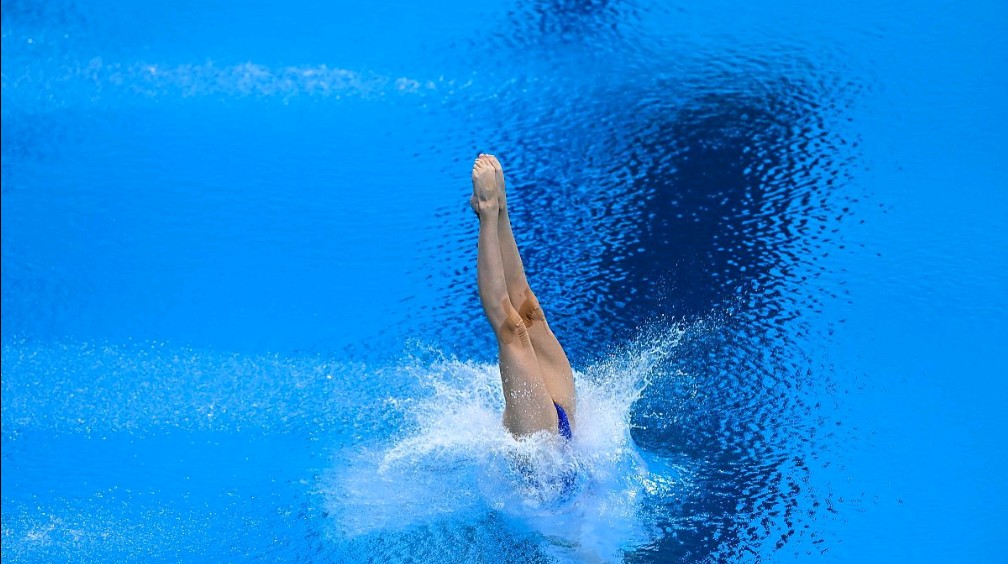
[497,300,532,348]
[518,289,546,327]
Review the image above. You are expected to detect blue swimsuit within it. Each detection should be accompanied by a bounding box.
[554,402,572,440]
[513,403,577,502]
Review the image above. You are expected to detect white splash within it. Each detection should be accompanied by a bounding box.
[322,326,692,561]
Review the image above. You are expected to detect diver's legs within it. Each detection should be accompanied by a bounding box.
[472,156,558,437]
[483,154,576,422]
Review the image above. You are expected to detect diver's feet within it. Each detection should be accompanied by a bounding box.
[471,155,499,216]
[484,154,507,211]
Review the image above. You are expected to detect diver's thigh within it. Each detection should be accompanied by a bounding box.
[497,340,557,436]
[527,325,575,402]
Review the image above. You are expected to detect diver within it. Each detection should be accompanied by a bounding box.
[470,154,576,440]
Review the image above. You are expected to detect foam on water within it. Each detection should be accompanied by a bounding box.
[1,324,703,561]
[322,326,693,561]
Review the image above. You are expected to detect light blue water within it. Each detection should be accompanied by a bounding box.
[2,0,1007,561]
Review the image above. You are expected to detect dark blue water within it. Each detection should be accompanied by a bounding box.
[3,0,1006,561]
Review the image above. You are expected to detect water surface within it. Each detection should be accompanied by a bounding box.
[3,0,1006,561]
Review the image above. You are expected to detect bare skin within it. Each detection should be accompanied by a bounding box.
[471,154,577,438]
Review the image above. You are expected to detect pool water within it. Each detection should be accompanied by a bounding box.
[2,0,1006,561]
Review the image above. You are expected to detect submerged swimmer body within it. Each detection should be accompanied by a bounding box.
[470,154,577,440]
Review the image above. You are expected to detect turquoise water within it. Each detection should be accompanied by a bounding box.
[2,0,1006,561]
